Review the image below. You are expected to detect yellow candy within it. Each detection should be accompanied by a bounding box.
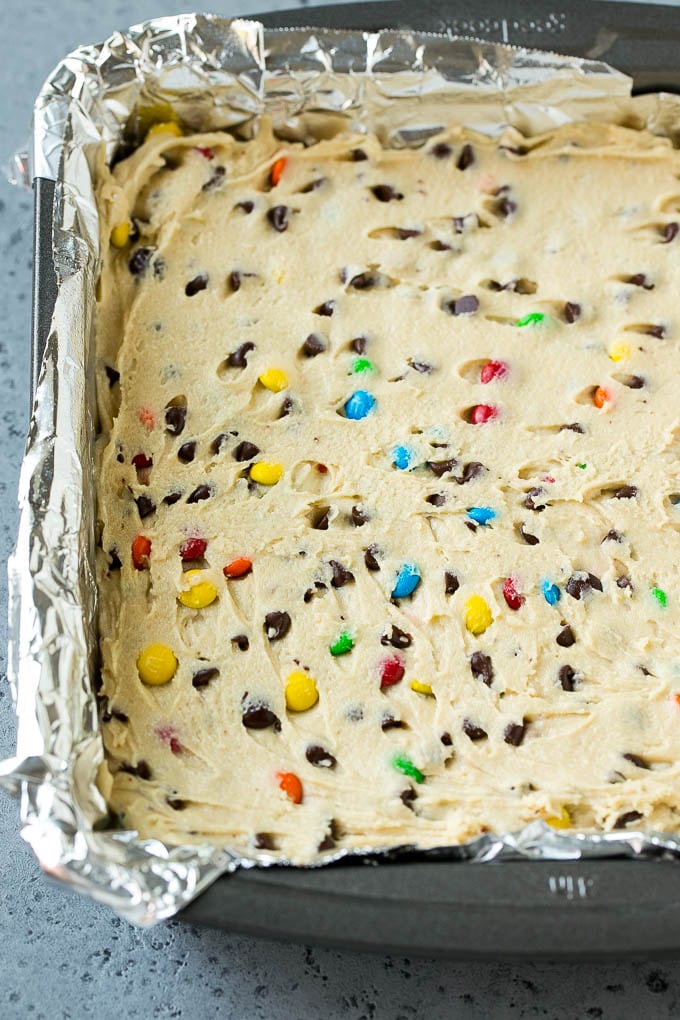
[259,368,288,392]
[285,671,319,712]
[545,807,572,830]
[608,341,631,362]
[178,569,218,609]
[137,643,177,685]
[110,221,131,248]
[464,595,493,635]
[250,462,283,486]
[145,121,183,140]
[410,680,434,696]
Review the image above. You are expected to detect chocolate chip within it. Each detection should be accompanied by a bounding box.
[381,626,413,649]
[135,495,156,519]
[556,625,575,647]
[351,505,368,526]
[349,271,378,290]
[560,422,585,434]
[312,508,330,530]
[236,200,254,214]
[231,635,250,651]
[192,667,219,689]
[105,365,120,387]
[558,665,577,691]
[453,216,467,233]
[229,270,242,292]
[456,462,484,485]
[300,177,326,193]
[210,433,228,455]
[444,571,460,595]
[306,745,337,768]
[644,324,665,338]
[614,485,638,499]
[318,823,340,851]
[456,144,474,170]
[185,274,208,297]
[267,205,289,232]
[278,396,293,418]
[524,487,546,511]
[233,440,260,461]
[470,651,493,686]
[128,246,153,276]
[566,573,602,599]
[564,301,581,323]
[166,797,187,810]
[178,441,196,463]
[431,142,452,159]
[302,333,326,357]
[463,719,488,742]
[364,545,380,571]
[408,359,433,374]
[330,560,354,588]
[241,701,281,730]
[440,732,453,746]
[613,810,643,829]
[400,787,417,810]
[617,575,632,589]
[623,375,645,389]
[465,521,477,533]
[625,273,654,289]
[519,523,540,546]
[623,752,650,770]
[254,832,276,850]
[350,336,367,354]
[498,144,528,157]
[227,341,255,368]
[426,493,446,506]
[264,611,291,641]
[163,491,182,506]
[165,404,186,435]
[314,300,335,317]
[351,147,368,161]
[504,721,526,746]
[106,705,128,724]
[661,222,678,243]
[397,228,422,240]
[430,240,452,251]
[186,485,211,504]
[120,760,152,780]
[202,165,226,191]
[371,184,403,202]
[443,294,479,316]
[381,715,406,731]
[108,549,122,572]
[495,195,517,218]
[603,529,622,543]
[428,458,457,478]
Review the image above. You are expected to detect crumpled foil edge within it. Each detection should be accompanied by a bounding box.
[5,12,680,927]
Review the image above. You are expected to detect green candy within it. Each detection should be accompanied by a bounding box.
[330,631,354,656]
[393,754,425,784]
[576,463,587,470]
[516,312,547,328]
[352,358,374,374]
[651,587,668,609]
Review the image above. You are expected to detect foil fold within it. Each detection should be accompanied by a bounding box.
[5,12,680,926]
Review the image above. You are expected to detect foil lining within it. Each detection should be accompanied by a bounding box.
[5,12,680,927]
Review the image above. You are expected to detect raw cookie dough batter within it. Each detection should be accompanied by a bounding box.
[96,117,680,862]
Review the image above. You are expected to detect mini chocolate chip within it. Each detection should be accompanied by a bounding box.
[350,336,367,354]
[231,635,250,651]
[210,433,228,455]
[233,440,260,461]
[278,397,294,418]
[397,228,422,240]
[519,523,540,546]
[614,810,643,829]
[566,573,602,599]
[108,549,122,571]
[154,254,166,278]
[560,422,585,434]
[556,625,575,648]
[558,665,577,691]
[351,505,368,526]
[428,458,457,478]
[440,732,453,746]
[495,195,517,218]
[371,184,403,202]
[381,715,406,731]
[603,530,623,543]
[430,240,452,251]
[453,217,467,233]
[623,375,645,389]
[229,270,242,292]
[312,508,330,530]
[300,177,326,193]
[463,719,488,742]
[623,752,650,770]
[186,485,211,504]
[318,832,337,851]
[330,560,355,588]
[614,485,638,499]
[306,745,337,768]
[364,545,380,571]
[431,142,452,159]
[227,341,255,368]
[349,271,378,290]
[165,405,187,435]
[255,832,276,850]
[351,147,368,161]
[625,273,654,289]
[408,359,433,373]
[128,247,153,276]
[443,294,479,316]
[163,491,182,506]
[185,274,208,297]
[109,707,128,723]
[456,144,474,170]
[564,301,581,323]
[617,575,632,589]
[268,205,289,232]
[504,721,526,746]
[241,701,281,730]
[166,798,187,811]
[444,571,460,595]
[465,521,477,534]
[236,200,254,214]
[426,493,446,506]
[178,441,196,463]
[400,787,417,810]
[315,300,335,317]
[381,626,413,649]
[638,665,652,676]
[105,365,120,387]
[264,611,291,641]
[644,324,665,338]
[202,165,226,192]
[470,651,493,686]
[456,461,484,485]
[524,487,546,511]
[498,144,529,156]
[661,222,679,243]
[192,666,219,689]
[302,333,326,357]
[135,496,156,520]
[121,760,152,780]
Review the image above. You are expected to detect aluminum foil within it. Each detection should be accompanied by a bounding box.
[5,12,680,927]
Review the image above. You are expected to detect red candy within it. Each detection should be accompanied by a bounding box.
[317,463,328,473]
[132,453,153,469]
[379,656,405,688]
[471,404,497,424]
[277,771,302,804]
[131,535,151,570]
[155,724,182,754]
[195,146,215,159]
[480,360,508,384]
[502,577,525,611]
[180,537,207,561]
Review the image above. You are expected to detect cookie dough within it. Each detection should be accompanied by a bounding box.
[95,117,680,862]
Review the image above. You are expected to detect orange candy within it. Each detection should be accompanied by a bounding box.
[223,557,253,579]
[137,406,156,430]
[131,535,151,570]
[674,694,680,708]
[277,771,303,804]
[593,386,609,408]
[270,156,287,187]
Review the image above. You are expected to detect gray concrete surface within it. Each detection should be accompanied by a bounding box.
[2,1,680,1017]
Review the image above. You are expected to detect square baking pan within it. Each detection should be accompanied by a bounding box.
[30,0,680,957]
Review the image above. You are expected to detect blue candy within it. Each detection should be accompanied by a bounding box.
[344,390,376,420]
[467,506,496,526]
[392,445,414,470]
[541,579,561,606]
[392,563,421,599]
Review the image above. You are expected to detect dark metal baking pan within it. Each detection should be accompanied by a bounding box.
[31,0,680,957]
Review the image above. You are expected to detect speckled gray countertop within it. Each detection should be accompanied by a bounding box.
[3,1,680,1017]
